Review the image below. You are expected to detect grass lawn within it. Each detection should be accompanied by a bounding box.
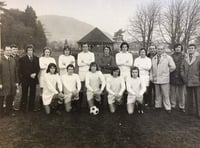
[0,107,200,148]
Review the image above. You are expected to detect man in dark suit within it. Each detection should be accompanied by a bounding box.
[19,44,40,112]
[0,46,18,116]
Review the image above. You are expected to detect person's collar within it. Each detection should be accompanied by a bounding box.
[4,55,9,59]
[104,54,110,57]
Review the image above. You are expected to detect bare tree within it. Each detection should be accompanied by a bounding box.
[128,2,160,50]
[159,0,200,49]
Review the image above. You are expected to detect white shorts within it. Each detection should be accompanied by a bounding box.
[59,69,67,75]
[103,74,111,82]
[107,94,122,105]
[64,93,79,104]
[79,71,87,82]
[121,71,130,81]
[86,91,101,101]
[127,94,143,104]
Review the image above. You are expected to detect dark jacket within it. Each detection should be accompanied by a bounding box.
[19,55,40,84]
[0,56,18,96]
[180,52,200,87]
[170,52,185,85]
[98,55,116,74]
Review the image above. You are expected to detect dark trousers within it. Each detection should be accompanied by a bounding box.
[20,82,36,111]
[186,86,200,117]
[78,82,87,108]
[0,95,14,115]
[146,81,155,107]
[100,90,108,109]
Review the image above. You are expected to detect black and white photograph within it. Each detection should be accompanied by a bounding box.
[0,0,200,147]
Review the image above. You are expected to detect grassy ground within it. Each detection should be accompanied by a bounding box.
[0,107,200,148]
[5,51,199,147]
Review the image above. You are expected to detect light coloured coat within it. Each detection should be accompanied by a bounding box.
[151,53,176,84]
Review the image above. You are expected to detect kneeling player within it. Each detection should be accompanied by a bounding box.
[61,64,81,112]
[126,67,146,114]
[106,67,125,113]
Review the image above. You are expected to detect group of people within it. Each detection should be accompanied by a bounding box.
[0,42,200,118]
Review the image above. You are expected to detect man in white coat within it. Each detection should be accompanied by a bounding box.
[151,46,176,113]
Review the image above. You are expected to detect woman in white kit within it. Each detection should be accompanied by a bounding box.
[39,47,56,93]
[134,48,152,107]
[106,67,125,113]
[58,46,75,75]
[61,64,81,112]
[42,63,63,114]
[85,62,105,110]
[126,67,146,114]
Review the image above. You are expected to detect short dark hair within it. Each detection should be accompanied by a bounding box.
[139,48,147,55]
[63,46,71,55]
[174,43,183,51]
[149,45,157,49]
[103,46,111,53]
[111,67,120,76]
[10,44,17,48]
[120,42,129,50]
[130,66,140,77]
[89,62,99,71]
[46,63,58,74]
[42,47,52,56]
[189,44,196,49]
[4,46,11,51]
[81,43,89,48]
[67,64,75,71]
[26,44,34,52]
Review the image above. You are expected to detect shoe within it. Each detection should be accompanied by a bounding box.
[10,113,16,117]
[13,107,20,111]
[180,108,185,113]
[166,110,171,114]
[140,110,144,114]
[56,110,62,115]
[33,108,41,112]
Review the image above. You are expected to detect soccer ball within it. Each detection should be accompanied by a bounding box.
[90,106,99,115]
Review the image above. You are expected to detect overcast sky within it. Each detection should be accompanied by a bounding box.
[5,0,164,35]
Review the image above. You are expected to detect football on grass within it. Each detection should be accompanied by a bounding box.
[90,106,99,115]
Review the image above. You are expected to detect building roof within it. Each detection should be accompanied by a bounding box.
[78,27,114,44]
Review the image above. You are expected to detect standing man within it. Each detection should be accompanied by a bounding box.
[98,46,115,78]
[170,44,185,112]
[147,45,157,107]
[151,46,176,113]
[0,46,18,116]
[97,46,115,107]
[116,42,133,80]
[10,44,21,110]
[77,43,95,108]
[19,44,40,112]
[180,44,200,118]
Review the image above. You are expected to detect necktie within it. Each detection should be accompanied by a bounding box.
[189,55,192,62]
[157,55,161,65]
[29,56,33,62]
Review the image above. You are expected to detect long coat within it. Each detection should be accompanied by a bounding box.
[0,56,18,96]
[180,52,200,87]
[170,53,185,85]
[151,53,176,84]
